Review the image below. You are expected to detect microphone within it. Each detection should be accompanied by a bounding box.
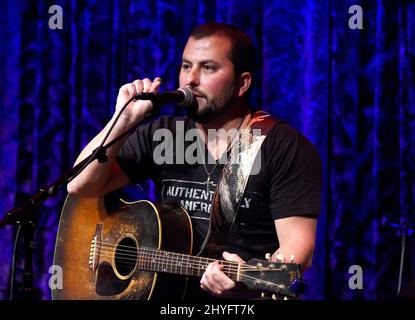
[134,87,195,108]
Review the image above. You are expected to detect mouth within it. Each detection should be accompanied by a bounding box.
[189,90,206,99]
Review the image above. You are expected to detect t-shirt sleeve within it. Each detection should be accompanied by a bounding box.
[266,124,323,220]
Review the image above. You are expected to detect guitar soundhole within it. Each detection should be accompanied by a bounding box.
[114,236,138,278]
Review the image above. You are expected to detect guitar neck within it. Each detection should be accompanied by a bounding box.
[136,247,240,281]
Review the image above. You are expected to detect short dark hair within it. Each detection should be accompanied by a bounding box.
[189,22,256,77]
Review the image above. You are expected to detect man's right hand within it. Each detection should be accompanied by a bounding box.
[67,77,162,197]
[115,77,162,128]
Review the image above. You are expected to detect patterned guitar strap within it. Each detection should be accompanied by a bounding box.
[197,111,278,257]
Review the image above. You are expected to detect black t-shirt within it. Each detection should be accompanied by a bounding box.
[117,115,322,262]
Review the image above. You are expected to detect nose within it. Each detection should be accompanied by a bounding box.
[184,67,200,87]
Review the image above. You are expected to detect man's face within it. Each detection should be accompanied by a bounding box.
[179,35,238,124]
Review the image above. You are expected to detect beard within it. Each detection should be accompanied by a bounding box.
[189,86,236,124]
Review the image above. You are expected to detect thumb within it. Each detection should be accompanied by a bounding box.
[222,251,245,263]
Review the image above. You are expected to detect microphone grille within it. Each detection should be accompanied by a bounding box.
[177,87,195,107]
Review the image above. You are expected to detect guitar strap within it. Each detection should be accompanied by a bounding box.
[197,111,278,256]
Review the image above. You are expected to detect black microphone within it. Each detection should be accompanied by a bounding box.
[134,87,195,108]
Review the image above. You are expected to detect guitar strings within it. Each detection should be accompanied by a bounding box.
[91,251,286,291]
[91,252,287,291]
[89,241,291,292]
[96,251,245,273]
[93,240,286,272]
[92,240,259,271]
[91,240,290,272]
[93,241,267,271]
[93,241,236,268]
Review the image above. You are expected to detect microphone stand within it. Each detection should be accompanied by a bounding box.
[0,104,160,300]
[382,217,414,296]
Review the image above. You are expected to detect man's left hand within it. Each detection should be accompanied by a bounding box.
[200,251,258,299]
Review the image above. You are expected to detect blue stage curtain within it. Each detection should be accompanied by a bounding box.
[0,0,414,300]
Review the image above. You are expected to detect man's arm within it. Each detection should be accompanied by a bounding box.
[273,215,317,270]
[200,215,317,298]
[67,77,161,197]
[66,119,131,197]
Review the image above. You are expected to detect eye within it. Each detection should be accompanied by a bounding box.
[181,63,191,71]
[203,64,216,71]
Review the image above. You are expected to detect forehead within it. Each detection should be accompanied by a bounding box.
[182,35,232,63]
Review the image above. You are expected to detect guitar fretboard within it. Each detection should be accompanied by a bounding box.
[135,247,239,280]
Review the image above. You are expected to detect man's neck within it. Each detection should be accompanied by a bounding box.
[194,102,252,160]
[195,102,251,133]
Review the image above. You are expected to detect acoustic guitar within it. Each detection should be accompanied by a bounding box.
[52,193,303,300]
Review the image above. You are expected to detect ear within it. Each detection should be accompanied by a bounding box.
[237,72,252,97]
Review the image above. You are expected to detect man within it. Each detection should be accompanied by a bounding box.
[68,22,322,299]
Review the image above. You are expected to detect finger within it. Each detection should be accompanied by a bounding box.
[150,77,162,93]
[127,83,138,99]
[203,261,216,284]
[119,83,131,96]
[210,263,235,291]
[141,78,152,93]
[222,251,245,263]
[133,80,143,94]
[200,273,214,293]
[202,262,223,293]
[201,262,216,293]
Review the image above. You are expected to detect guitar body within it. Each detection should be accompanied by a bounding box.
[52,194,193,300]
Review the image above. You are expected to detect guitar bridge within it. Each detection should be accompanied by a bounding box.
[89,223,103,281]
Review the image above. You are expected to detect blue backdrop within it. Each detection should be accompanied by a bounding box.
[0,0,414,300]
